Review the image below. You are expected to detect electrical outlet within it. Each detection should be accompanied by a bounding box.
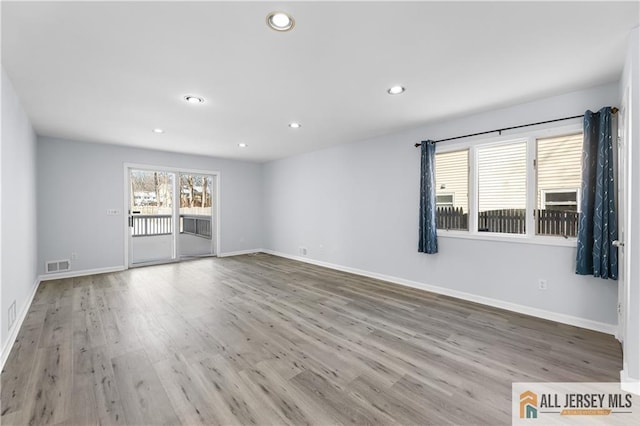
[106,209,120,216]
[538,279,548,290]
[8,300,16,330]
[299,246,308,256]
[71,252,78,260]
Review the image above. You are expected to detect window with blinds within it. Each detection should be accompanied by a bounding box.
[432,129,584,240]
[535,133,583,237]
[477,141,527,234]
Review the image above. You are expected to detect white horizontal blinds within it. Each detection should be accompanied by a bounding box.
[536,133,582,209]
[477,142,527,234]
[435,150,469,213]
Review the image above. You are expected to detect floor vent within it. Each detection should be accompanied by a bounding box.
[46,259,71,274]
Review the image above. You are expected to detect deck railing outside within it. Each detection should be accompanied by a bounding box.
[181,215,212,238]
[131,214,173,237]
[131,214,212,239]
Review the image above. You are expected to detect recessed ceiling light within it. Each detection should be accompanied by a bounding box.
[267,11,295,32]
[289,122,302,129]
[387,85,405,95]
[152,128,164,134]
[184,95,204,104]
[238,143,248,148]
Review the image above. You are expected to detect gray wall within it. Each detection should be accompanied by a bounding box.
[1,69,38,355]
[37,137,263,275]
[263,83,620,328]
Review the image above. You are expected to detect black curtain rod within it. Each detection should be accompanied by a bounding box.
[414,107,618,147]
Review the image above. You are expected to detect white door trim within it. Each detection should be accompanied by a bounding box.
[614,91,629,344]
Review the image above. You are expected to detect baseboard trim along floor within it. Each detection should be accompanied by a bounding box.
[261,249,617,335]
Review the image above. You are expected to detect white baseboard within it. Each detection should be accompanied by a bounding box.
[621,369,640,395]
[261,249,617,335]
[38,265,125,281]
[218,249,262,258]
[1,277,40,370]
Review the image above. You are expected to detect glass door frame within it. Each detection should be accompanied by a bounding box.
[123,163,220,268]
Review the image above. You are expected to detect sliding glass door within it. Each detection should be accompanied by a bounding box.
[127,167,217,267]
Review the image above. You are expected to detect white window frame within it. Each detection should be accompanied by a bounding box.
[434,122,582,247]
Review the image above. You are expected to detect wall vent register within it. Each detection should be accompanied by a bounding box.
[46,259,71,273]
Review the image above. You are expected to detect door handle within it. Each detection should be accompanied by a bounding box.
[612,240,625,248]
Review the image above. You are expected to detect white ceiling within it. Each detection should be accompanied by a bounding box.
[2,1,638,162]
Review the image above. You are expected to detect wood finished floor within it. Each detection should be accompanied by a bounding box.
[1,253,622,425]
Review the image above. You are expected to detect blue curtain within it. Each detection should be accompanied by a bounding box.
[576,107,617,279]
[419,140,438,254]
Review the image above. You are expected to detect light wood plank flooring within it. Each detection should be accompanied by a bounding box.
[1,253,622,425]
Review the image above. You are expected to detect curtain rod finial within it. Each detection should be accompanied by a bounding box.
[414,142,422,148]
[612,107,619,114]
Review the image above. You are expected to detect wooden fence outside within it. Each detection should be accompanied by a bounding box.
[436,207,468,231]
[536,209,579,238]
[436,207,579,237]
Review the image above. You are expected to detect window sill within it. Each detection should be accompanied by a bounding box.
[437,230,577,248]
